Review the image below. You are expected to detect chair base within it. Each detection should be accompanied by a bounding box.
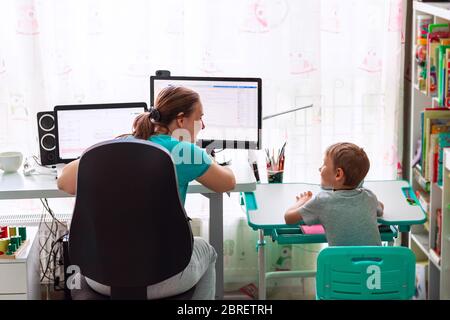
[70,275,197,300]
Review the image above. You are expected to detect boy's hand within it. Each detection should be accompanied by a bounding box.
[295,191,313,206]
[285,191,313,225]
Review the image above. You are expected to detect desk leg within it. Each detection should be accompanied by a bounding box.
[401,232,409,247]
[258,229,266,300]
[206,193,224,300]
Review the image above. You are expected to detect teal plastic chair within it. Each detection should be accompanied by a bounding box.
[316,246,416,300]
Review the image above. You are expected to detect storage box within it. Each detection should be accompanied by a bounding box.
[413,261,429,300]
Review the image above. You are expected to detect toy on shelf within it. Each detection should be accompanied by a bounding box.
[416,38,428,91]
[0,226,28,259]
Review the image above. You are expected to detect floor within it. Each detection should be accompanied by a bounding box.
[41,283,314,300]
[41,284,252,300]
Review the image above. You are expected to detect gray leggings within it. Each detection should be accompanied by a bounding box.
[86,237,217,299]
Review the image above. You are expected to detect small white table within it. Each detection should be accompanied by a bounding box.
[0,162,256,300]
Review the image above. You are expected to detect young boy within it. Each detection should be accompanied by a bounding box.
[284,142,384,246]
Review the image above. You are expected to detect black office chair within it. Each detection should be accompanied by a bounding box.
[68,139,198,300]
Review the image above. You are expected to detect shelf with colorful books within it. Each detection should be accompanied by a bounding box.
[438,148,450,298]
[410,1,450,299]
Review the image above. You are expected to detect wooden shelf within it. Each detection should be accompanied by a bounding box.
[411,231,430,257]
[410,0,450,300]
[414,1,450,20]
[429,249,442,271]
[432,97,441,108]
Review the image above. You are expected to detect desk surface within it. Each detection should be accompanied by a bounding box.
[245,181,426,230]
[0,162,256,200]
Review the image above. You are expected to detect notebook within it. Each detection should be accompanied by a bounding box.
[300,224,325,234]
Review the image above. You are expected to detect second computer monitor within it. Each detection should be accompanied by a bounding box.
[150,76,261,150]
[54,102,147,163]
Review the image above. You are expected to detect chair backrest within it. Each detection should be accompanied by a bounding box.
[316,246,416,300]
[69,139,193,299]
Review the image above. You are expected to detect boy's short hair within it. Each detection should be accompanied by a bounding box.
[326,142,370,188]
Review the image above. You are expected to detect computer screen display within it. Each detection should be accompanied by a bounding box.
[54,102,147,163]
[150,76,261,149]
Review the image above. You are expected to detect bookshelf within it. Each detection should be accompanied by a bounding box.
[410,1,450,300]
[440,148,450,299]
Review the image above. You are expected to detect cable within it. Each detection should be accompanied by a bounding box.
[31,155,56,169]
[41,232,67,282]
[39,198,66,228]
[38,198,68,284]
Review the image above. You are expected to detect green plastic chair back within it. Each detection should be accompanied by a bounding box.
[316,246,416,300]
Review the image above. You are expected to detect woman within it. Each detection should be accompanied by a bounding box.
[57,86,236,299]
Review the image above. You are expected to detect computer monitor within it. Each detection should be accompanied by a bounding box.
[150,76,261,150]
[54,102,147,163]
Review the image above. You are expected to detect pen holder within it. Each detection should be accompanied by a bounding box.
[267,170,284,183]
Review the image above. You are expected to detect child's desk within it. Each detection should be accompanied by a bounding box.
[241,180,426,300]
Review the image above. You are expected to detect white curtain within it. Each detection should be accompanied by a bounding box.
[0,0,406,295]
[0,0,405,182]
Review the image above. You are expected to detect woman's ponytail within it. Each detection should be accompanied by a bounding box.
[132,86,200,140]
[132,112,155,140]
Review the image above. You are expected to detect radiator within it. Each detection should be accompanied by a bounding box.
[0,212,72,226]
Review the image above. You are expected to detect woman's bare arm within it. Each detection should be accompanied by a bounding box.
[57,159,79,195]
[196,163,236,193]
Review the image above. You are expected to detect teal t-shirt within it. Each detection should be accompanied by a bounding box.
[149,134,212,205]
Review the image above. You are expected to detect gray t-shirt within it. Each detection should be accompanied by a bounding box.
[299,188,383,246]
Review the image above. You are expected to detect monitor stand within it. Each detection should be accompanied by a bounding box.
[206,147,232,166]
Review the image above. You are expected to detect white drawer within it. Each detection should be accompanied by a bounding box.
[0,263,27,294]
[0,294,27,300]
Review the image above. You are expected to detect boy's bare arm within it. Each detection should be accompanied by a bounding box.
[284,191,312,224]
[377,201,384,217]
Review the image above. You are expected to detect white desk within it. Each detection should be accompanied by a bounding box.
[247,181,426,229]
[242,180,426,299]
[0,162,256,300]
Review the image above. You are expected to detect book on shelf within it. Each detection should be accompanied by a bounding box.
[420,110,450,180]
[446,48,450,107]
[437,132,450,185]
[413,165,430,192]
[435,208,442,256]
[427,24,450,98]
[429,247,441,266]
[413,261,428,300]
[415,188,430,216]
[437,41,450,106]
[427,121,450,182]
[428,133,439,182]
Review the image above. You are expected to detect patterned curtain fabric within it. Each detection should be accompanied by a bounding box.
[0,0,406,297]
[0,0,405,182]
